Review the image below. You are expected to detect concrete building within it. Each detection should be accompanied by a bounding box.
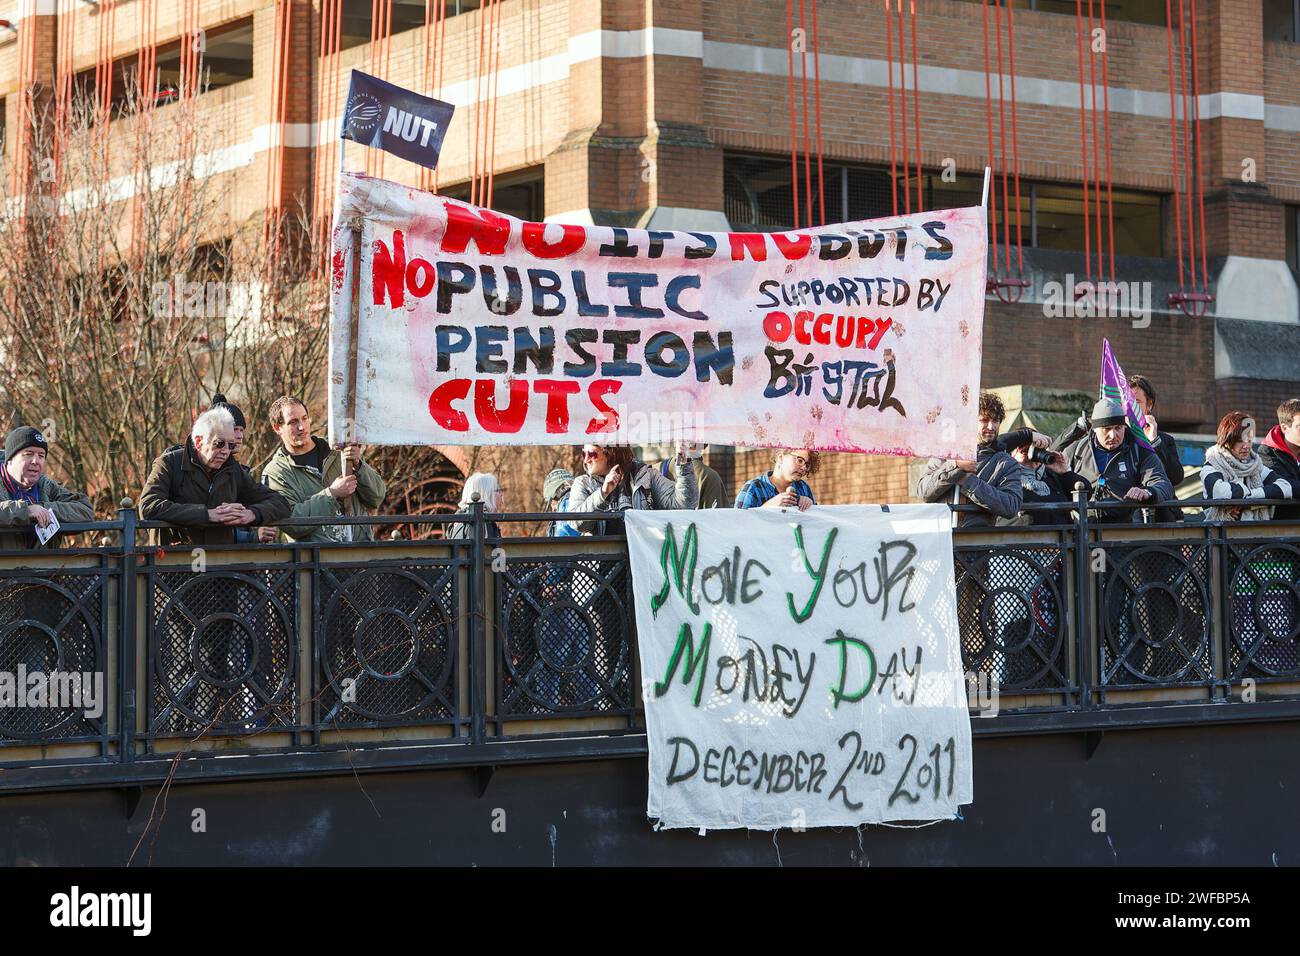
[2,0,1297,505]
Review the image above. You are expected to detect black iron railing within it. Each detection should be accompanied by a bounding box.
[0,493,1297,793]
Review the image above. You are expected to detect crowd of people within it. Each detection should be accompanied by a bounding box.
[1,381,1299,550]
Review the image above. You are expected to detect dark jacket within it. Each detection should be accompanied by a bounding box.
[1062,432,1174,523]
[1053,416,1183,480]
[0,464,94,550]
[998,461,1091,526]
[139,439,291,546]
[917,446,1024,527]
[1259,426,1300,521]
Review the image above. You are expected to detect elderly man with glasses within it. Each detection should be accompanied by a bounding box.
[139,406,290,546]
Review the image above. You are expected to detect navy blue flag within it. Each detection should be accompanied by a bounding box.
[339,70,455,171]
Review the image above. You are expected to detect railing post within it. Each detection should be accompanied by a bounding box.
[118,498,138,764]
[470,495,486,745]
[1074,482,1092,710]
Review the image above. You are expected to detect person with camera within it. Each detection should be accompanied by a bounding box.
[917,392,1024,526]
[1000,441,1092,526]
[1060,398,1173,523]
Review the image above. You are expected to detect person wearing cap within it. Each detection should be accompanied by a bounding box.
[209,393,275,544]
[139,406,291,546]
[542,468,578,537]
[258,394,387,543]
[0,426,93,550]
[1061,398,1173,523]
[649,442,728,510]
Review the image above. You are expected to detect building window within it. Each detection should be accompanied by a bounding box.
[441,168,544,222]
[1264,0,1300,42]
[724,154,1164,258]
[338,0,482,53]
[155,18,255,102]
[73,17,254,114]
[951,0,1168,26]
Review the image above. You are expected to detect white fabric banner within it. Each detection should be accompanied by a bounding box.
[328,172,986,458]
[625,504,973,830]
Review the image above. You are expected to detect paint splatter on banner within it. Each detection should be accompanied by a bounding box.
[329,172,987,457]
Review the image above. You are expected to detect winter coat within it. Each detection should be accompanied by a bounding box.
[1259,425,1300,521]
[569,459,698,534]
[1200,447,1292,522]
[258,437,387,543]
[1061,432,1173,523]
[0,463,94,550]
[917,448,1024,526]
[139,439,291,546]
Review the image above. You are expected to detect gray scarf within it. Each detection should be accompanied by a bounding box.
[1203,444,1271,522]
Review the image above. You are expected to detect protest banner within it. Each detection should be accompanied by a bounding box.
[624,504,973,830]
[328,172,987,457]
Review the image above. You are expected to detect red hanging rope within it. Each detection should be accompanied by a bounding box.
[1074,0,1092,284]
[993,0,1011,274]
[1098,0,1116,281]
[1163,0,1184,289]
[786,0,801,229]
[1005,0,1025,276]
[1187,0,1209,292]
[486,0,503,209]
[798,0,813,228]
[471,0,488,205]
[1086,0,1104,281]
[885,0,897,218]
[895,0,910,215]
[811,0,825,226]
[909,0,922,215]
[981,0,998,278]
[1175,0,1197,289]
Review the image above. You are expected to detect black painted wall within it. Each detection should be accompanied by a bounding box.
[3,721,1297,866]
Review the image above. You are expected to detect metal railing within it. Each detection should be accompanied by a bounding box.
[0,493,1297,792]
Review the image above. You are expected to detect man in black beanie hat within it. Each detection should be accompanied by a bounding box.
[0,426,93,549]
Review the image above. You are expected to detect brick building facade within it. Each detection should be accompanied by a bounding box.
[3,0,1298,508]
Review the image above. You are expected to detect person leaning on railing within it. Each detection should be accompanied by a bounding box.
[445,472,504,539]
[139,407,291,546]
[1059,398,1173,523]
[734,448,818,511]
[0,426,93,550]
[569,442,698,534]
[916,391,1023,526]
[1258,398,1300,522]
[1201,412,1293,523]
[999,441,1091,527]
[258,395,387,543]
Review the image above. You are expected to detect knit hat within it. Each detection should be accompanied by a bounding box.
[543,468,573,502]
[211,393,246,429]
[1090,398,1126,428]
[4,425,48,460]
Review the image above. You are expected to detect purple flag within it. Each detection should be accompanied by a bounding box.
[1099,338,1153,449]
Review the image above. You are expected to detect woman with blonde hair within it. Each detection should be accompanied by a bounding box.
[445,472,505,538]
[1201,413,1292,523]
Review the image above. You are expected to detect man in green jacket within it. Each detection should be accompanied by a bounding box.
[0,426,94,550]
[259,395,387,543]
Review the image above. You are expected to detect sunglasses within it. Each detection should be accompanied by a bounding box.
[582,448,604,460]
[210,439,237,451]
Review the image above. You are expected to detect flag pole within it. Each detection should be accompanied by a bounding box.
[981,166,991,209]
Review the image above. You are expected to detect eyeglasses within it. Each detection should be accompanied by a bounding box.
[787,454,809,467]
[210,439,236,451]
